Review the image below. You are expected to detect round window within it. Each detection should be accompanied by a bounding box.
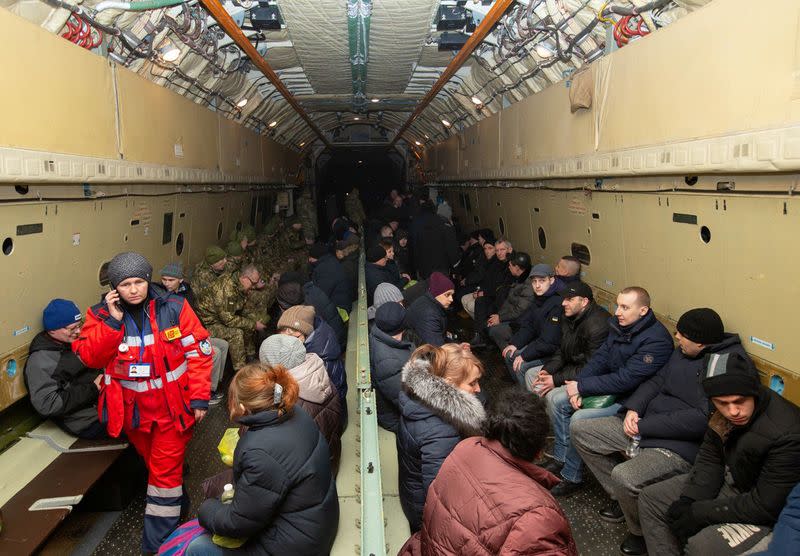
[176,232,185,256]
[537,227,547,250]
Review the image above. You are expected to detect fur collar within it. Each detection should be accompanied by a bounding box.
[401,356,485,437]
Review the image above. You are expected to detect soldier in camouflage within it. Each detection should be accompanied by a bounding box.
[196,264,267,370]
[296,188,318,243]
[192,245,228,297]
[345,187,366,228]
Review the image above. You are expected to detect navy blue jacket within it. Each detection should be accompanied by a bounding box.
[755,482,800,554]
[623,334,746,462]
[311,253,352,312]
[405,292,447,347]
[577,310,673,401]
[365,262,404,306]
[303,281,346,349]
[369,327,414,432]
[306,316,347,411]
[198,406,338,555]
[397,357,485,532]
[510,280,564,361]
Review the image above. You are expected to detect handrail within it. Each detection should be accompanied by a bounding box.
[356,243,386,555]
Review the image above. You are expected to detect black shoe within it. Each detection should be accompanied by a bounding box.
[543,459,564,475]
[619,533,647,555]
[469,332,487,349]
[550,477,584,497]
[599,500,625,523]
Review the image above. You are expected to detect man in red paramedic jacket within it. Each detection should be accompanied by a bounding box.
[73,252,212,554]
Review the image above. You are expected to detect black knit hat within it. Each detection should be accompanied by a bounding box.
[702,352,760,399]
[375,302,407,336]
[309,242,329,260]
[278,271,305,287]
[677,308,724,345]
[366,245,386,263]
[277,282,305,309]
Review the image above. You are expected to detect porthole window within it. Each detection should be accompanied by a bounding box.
[217,222,223,240]
[235,221,243,232]
[700,226,711,244]
[123,234,128,243]
[537,227,547,250]
[498,217,506,236]
[176,232,185,256]
[571,242,591,265]
[685,176,698,186]
[14,185,29,195]
[2,237,13,256]
[99,261,111,286]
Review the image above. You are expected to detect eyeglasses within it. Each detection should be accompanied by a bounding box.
[64,321,83,333]
[243,275,261,286]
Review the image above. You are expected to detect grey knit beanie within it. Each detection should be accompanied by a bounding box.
[160,261,183,279]
[108,252,153,288]
[368,282,403,319]
[259,334,306,369]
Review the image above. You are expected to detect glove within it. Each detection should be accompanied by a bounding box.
[666,496,703,547]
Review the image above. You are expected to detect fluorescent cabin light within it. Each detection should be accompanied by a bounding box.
[236,98,248,108]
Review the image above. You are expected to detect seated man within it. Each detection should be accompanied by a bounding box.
[527,281,610,395]
[277,271,347,349]
[25,299,103,438]
[555,255,582,283]
[481,251,533,348]
[405,272,455,347]
[161,262,229,406]
[501,264,563,384]
[546,287,673,495]
[469,239,515,344]
[380,238,412,285]
[638,353,800,556]
[309,242,353,312]
[196,264,267,370]
[365,245,404,305]
[192,245,228,296]
[460,240,497,319]
[572,308,745,555]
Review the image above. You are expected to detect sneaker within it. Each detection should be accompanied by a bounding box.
[208,391,225,406]
[599,500,625,523]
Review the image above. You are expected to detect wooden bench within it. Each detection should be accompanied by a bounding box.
[0,420,127,555]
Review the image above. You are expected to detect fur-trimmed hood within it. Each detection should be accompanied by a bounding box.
[401,356,485,437]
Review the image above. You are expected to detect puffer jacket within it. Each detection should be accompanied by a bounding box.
[682,386,800,526]
[509,280,564,362]
[544,301,611,386]
[311,253,353,312]
[198,406,338,555]
[365,263,404,305]
[338,247,360,300]
[496,278,534,323]
[623,333,747,462]
[397,356,486,532]
[576,309,674,402]
[405,293,448,347]
[303,281,346,349]
[369,327,414,433]
[305,316,347,409]
[399,437,578,556]
[289,353,343,474]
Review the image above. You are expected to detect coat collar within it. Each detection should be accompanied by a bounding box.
[481,438,561,489]
[401,356,485,437]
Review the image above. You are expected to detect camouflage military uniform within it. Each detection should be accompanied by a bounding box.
[196,271,258,370]
[345,188,366,228]
[192,260,226,297]
[296,190,318,241]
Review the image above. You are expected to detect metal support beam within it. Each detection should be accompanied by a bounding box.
[389,0,514,146]
[199,0,331,147]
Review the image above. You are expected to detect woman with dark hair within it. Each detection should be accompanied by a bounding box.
[400,387,578,555]
[397,343,486,532]
[185,363,339,555]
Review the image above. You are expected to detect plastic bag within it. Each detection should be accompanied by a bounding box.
[581,395,617,409]
[217,428,239,467]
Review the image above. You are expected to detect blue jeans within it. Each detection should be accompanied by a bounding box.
[503,351,543,386]
[185,534,248,555]
[546,386,621,483]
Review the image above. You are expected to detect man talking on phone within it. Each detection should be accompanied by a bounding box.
[73,252,212,554]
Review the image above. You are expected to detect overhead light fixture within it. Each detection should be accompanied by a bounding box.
[414,140,422,146]
[470,95,483,106]
[159,41,182,63]
[236,98,248,108]
[371,98,380,103]
[441,118,452,128]
[299,142,305,147]
[354,116,360,121]
[535,43,554,58]
[424,134,429,140]
[268,120,278,128]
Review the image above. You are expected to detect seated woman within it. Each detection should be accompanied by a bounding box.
[187,364,339,555]
[400,387,578,555]
[397,343,485,532]
[259,334,343,475]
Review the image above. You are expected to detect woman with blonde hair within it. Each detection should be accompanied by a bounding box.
[397,343,486,532]
[187,364,339,555]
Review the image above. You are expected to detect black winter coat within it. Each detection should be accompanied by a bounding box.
[454,242,483,281]
[510,280,564,362]
[339,249,359,301]
[303,282,346,349]
[544,302,610,386]
[369,327,414,432]
[682,386,800,526]
[311,253,353,312]
[478,257,511,302]
[365,262,404,306]
[405,292,448,347]
[623,334,747,462]
[306,316,348,411]
[577,310,673,402]
[409,210,459,279]
[397,356,486,532]
[394,242,413,276]
[197,406,339,555]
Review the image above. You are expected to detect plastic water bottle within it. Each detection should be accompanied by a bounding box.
[213,484,246,548]
[626,435,641,458]
[221,483,234,504]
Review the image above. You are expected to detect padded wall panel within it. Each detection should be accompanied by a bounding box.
[218,117,263,176]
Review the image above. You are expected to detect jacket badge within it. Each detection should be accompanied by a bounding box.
[199,339,213,356]
[164,326,182,341]
[643,354,654,364]
[118,343,129,353]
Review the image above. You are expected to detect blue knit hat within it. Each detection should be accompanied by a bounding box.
[43,299,82,331]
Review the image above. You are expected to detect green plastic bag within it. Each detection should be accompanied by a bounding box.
[581,395,617,409]
[404,279,418,290]
[217,428,239,467]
